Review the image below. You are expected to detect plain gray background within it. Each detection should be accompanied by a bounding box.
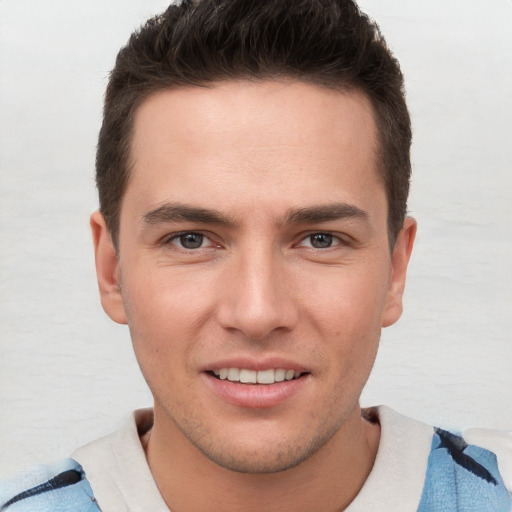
[1,0,511,477]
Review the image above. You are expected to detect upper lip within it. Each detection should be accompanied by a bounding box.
[201,357,309,373]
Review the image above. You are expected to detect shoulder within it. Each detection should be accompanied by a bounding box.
[417,427,512,512]
[360,406,512,512]
[0,458,100,511]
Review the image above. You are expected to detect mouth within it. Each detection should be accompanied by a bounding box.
[208,368,307,384]
[204,365,310,408]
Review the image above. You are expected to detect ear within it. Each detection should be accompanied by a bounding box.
[90,211,127,324]
[381,217,417,328]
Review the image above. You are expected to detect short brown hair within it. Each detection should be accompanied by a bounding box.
[97,0,411,248]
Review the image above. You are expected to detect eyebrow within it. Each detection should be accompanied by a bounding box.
[142,203,238,227]
[284,203,369,225]
[142,201,368,228]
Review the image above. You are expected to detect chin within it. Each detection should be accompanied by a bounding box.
[186,423,341,475]
[200,444,313,474]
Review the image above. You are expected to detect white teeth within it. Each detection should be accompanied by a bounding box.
[274,369,286,382]
[239,369,257,383]
[256,369,275,384]
[227,368,240,381]
[213,367,303,384]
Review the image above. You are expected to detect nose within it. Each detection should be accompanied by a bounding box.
[216,247,299,340]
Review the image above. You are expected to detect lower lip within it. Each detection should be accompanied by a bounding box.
[203,373,309,409]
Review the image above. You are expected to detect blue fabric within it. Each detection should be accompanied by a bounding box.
[2,431,510,511]
[0,459,100,512]
[417,428,512,512]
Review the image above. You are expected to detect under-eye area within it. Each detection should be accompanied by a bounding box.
[209,368,309,384]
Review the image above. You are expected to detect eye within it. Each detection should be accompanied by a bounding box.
[168,232,213,250]
[299,233,339,249]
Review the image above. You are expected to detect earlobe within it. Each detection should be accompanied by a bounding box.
[381,217,417,328]
[90,211,128,325]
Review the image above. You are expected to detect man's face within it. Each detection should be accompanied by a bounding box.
[93,81,414,473]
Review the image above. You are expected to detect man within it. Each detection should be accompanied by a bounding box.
[1,0,510,510]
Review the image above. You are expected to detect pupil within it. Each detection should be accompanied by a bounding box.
[311,233,332,248]
[180,233,203,249]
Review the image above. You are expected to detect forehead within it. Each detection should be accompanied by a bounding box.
[126,80,383,219]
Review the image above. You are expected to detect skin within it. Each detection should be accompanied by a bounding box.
[91,81,416,511]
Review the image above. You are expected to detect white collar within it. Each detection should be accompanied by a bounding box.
[346,406,433,511]
[73,406,434,512]
[73,408,169,512]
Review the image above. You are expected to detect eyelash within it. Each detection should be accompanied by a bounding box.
[297,232,346,249]
[161,231,350,251]
[163,231,217,250]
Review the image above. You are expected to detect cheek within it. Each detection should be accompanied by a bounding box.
[303,263,391,328]
[123,263,212,321]
[120,268,212,363]
[303,266,388,373]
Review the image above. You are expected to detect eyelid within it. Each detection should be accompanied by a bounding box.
[161,230,220,249]
[295,231,352,249]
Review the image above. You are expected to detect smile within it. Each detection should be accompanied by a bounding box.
[211,368,304,384]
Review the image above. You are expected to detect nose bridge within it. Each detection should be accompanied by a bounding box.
[217,241,297,339]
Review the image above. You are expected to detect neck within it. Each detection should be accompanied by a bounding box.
[145,405,380,512]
